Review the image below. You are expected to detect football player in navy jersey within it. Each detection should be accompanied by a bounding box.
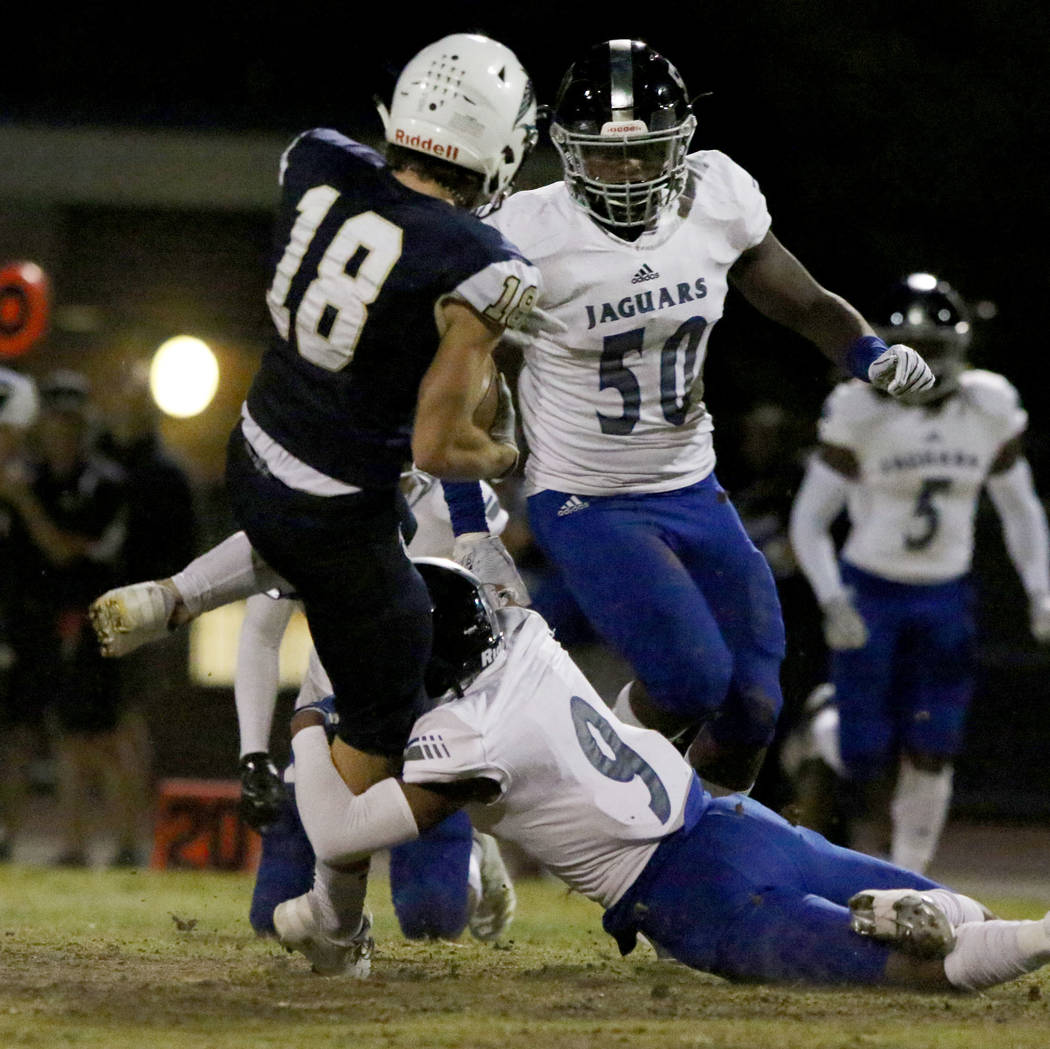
[219,33,540,970]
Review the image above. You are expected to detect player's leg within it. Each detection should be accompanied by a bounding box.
[667,477,786,790]
[827,566,902,852]
[890,578,975,873]
[389,811,474,940]
[526,484,735,746]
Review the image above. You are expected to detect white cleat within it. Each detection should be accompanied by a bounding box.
[849,889,957,958]
[469,832,516,942]
[273,893,373,977]
[89,581,177,658]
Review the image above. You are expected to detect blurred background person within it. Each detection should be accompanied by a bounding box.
[0,369,146,866]
[0,366,41,861]
[787,274,1050,873]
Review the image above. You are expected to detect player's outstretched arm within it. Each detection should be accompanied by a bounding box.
[985,439,1050,642]
[413,299,518,482]
[789,446,868,650]
[729,231,934,398]
[289,708,462,866]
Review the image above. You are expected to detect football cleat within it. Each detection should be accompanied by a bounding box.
[238,752,285,832]
[468,832,516,942]
[848,889,956,958]
[273,893,373,977]
[89,581,177,657]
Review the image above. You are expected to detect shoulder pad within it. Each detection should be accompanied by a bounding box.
[958,368,1023,417]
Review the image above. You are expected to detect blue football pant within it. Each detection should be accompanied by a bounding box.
[605,792,941,984]
[833,564,976,781]
[528,475,785,747]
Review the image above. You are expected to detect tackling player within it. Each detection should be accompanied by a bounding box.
[787,273,1050,872]
[279,557,1050,991]
[483,40,935,795]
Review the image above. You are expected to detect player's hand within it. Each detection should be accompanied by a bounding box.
[1029,593,1050,644]
[488,374,519,477]
[452,532,531,607]
[821,594,868,650]
[868,344,935,398]
[500,306,567,350]
[238,752,284,833]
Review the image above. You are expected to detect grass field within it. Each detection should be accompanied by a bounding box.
[1,863,1049,1049]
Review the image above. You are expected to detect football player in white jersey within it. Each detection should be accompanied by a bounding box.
[276,558,1050,991]
[483,40,934,794]
[788,273,1050,873]
[241,470,517,944]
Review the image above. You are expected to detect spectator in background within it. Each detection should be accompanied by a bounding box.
[0,369,145,866]
[0,366,41,861]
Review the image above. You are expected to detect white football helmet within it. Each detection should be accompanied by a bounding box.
[378,34,538,210]
[0,366,39,430]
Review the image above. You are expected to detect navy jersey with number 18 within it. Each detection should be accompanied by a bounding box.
[246,129,539,489]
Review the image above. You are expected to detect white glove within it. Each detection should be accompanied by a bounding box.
[500,306,568,350]
[452,532,531,607]
[1029,593,1050,644]
[868,343,935,398]
[821,594,868,650]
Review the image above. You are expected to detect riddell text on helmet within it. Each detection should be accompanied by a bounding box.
[394,130,460,161]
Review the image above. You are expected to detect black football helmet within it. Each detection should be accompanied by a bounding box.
[875,273,972,402]
[414,557,504,698]
[550,39,696,230]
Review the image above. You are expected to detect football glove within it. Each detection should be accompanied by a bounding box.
[868,344,935,398]
[488,373,519,476]
[500,305,567,350]
[238,752,284,832]
[452,532,531,607]
[1029,593,1050,644]
[821,594,869,650]
[294,695,341,742]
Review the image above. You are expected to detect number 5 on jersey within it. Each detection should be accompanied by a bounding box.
[267,185,403,372]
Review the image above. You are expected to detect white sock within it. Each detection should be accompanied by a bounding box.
[310,859,369,942]
[944,913,1050,990]
[171,531,290,618]
[890,759,953,873]
[612,681,644,728]
[923,888,988,927]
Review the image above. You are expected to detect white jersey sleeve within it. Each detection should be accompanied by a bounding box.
[486,153,770,496]
[403,607,699,908]
[959,369,1027,446]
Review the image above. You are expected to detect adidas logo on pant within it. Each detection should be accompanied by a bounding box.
[557,495,590,517]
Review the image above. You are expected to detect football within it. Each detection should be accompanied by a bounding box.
[473,356,500,432]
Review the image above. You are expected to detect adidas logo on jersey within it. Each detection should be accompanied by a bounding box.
[631,263,660,284]
[557,495,590,517]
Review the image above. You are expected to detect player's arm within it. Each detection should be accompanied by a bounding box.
[729,231,933,397]
[289,710,491,866]
[984,436,1050,642]
[412,299,518,482]
[788,443,868,649]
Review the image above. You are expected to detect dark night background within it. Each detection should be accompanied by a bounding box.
[2,1,1049,812]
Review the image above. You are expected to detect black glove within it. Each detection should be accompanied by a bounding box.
[238,752,284,832]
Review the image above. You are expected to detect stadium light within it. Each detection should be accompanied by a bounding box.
[149,335,220,418]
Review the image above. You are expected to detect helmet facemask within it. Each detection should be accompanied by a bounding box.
[551,115,696,229]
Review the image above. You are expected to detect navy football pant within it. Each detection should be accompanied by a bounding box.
[227,428,431,756]
[832,563,975,781]
[604,788,941,984]
[528,474,785,748]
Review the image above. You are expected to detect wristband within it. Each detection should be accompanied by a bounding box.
[845,335,889,383]
[442,481,489,536]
